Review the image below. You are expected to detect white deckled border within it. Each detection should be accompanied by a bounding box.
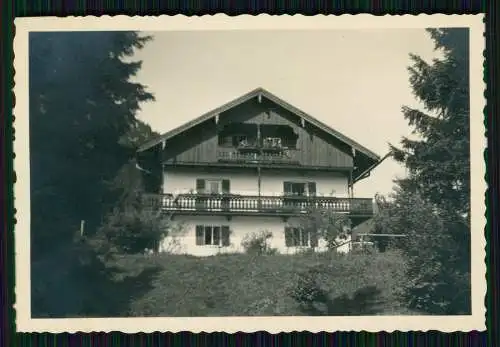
[13,13,487,333]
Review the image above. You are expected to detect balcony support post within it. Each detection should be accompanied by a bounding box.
[257,166,262,209]
[348,169,354,198]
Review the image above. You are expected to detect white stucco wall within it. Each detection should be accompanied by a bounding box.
[158,168,352,256]
[162,168,349,197]
[160,215,351,256]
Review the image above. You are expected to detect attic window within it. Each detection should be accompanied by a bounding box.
[263,137,282,148]
[218,135,233,147]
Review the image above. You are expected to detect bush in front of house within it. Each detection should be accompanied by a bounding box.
[297,208,352,250]
[88,191,172,257]
[241,230,278,255]
[90,207,168,256]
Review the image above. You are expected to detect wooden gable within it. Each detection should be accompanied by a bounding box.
[138,88,381,177]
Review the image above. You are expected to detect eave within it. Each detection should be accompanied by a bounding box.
[351,152,391,185]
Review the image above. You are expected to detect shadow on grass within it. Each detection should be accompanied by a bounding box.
[31,250,162,318]
[298,285,384,316]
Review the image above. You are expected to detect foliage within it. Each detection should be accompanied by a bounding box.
[390,28,470,226]
[89,204,168,257]
[377,28,471,314]
[286,249,409,315]
[241,230,278,255]
[30,32,155,253]
[297,208,352,249]
[29,31,157,317]
[373,190,470,313]
[128,251,412,317]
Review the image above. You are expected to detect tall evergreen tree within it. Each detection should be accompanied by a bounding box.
[29,31,156,316]
[391,28,470,222]
[378,28,471,314]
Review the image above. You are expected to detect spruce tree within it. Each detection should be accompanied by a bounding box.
[29,31,156,316]
[382,28,471,314]
[392,28,470,222]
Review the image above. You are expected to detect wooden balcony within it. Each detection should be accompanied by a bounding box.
[217,150,299,164]
[143,193,374,222]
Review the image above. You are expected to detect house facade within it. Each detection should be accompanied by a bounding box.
[137,88,382,256]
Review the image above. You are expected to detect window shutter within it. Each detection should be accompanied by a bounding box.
[310,230,318,247]
[221,226,230,246]
[293,228,301,246]
[196,179,206,193]
[308,182,317,196]
[286,136,297,149]
[213,226,221,246]
[285,227,293,247]
[222,179,230,194]
[195,226,204,245]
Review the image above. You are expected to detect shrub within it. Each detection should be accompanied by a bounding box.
[90,202,170,256]
[297,208,352,250]
[241,230,278,255]
[373,191,471,314]
[286,250,410,315]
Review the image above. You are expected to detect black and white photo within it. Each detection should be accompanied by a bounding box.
[13,14,486,333]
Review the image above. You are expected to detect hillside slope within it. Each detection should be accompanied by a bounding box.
[126,250,416,317]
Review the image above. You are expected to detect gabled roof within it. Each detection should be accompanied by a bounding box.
[137,87,380,161]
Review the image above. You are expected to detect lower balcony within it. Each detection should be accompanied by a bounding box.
[143,193,374,224]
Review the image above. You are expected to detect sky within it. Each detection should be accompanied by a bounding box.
[131,29,441,198]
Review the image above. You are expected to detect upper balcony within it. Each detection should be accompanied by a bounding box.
[217,150,298,165]
[216,123,300,165]
[143,193,373,225]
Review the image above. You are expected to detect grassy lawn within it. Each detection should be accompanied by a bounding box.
[124,250,419,317]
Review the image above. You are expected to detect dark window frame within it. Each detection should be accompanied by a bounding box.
[283,181,317,196]
[285,227,318,248]
[196,225,231,246]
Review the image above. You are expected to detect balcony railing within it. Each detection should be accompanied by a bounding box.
[217,150,298,164]
[143,193,373,216]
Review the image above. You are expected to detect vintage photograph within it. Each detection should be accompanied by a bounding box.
[14,15,486,333]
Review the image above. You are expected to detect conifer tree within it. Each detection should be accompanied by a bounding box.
[377,28,471,314]
[29,31,156,316]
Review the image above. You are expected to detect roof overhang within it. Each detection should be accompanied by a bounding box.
[137,88,382,179]
[138,88,380,161]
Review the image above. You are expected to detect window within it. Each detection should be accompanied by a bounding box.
[218,135,233,147]
[263,137,282,149]
[284,182,305,196]
[283,182,316,196]
[208,180,220,194]
[285,227,318,248]
[218,134,253,147]
[196,225,231,246]
[196,179,231,194]
[236,135,249,147]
